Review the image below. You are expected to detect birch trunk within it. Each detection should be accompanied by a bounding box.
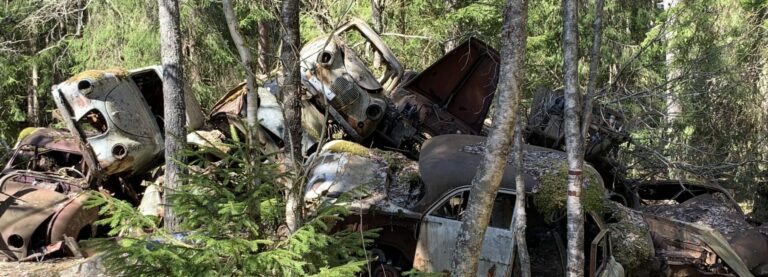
[27,64,40,126]
[506,120,530,277]
[371,0,383,68]
[158,0,186,232]
[663,0,681,124]
[582,0,604,140]
[222,0,258,142]
[450,0,528,275]
[663,0,681,179]
[280,0,303,233]
[563,0,585,275]
[442,0,459,53]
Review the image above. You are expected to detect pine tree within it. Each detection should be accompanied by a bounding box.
[88,137,377,276]
[280,0,304,233]
[157,0,186,231]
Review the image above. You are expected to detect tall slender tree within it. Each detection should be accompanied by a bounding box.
[442,0,460,53]
[27,64,40,126]
[222,0,258,143]
[371,0,384,67]
[257,19,271,73]
[662,0,682,180]
[158,0,186,232]
[663,0,681,124]
[562,0,585,275]
[450,0,528,275]
[507,119,531,276]
[280,0,303,233]
[582,0,605,140]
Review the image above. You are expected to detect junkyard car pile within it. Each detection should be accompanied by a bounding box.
[2,18,767,277]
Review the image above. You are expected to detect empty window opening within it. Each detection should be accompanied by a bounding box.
[77,109,108,137]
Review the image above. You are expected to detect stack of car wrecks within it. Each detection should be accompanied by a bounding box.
[2,18,767,277]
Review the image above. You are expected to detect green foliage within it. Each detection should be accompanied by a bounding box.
[88,137,377,276]
[67,0,160,71]
[0,1,75,144]
[0,0,765,239]
[647,0,768,217]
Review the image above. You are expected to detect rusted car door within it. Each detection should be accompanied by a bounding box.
[414,188,516,276]
[587,212,625,277]
[412,188,624,276]
[393,39,500,136]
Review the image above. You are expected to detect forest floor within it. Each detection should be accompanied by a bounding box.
[0,258,78,277]
[0,255,106,277]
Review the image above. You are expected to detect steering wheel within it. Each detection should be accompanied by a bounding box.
[57,167,85,179]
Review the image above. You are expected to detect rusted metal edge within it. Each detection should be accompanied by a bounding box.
[52,88,102,186]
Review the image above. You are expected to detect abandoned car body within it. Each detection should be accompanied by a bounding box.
[389,39,500,138]
[305,134,624,276]
[299,18,500,157]
[0,128,97,261]
[299,18,404,142]
[26,17,766,276]
[633,181,768,276]
[51,66,205,177]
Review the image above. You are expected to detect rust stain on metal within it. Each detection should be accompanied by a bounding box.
[395,39,500,135]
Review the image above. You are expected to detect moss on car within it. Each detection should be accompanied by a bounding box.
[533,162,605,221]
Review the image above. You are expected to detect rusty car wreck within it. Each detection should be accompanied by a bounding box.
[304,135,624,276]
[2,17,767,277]
[0,128,97,261]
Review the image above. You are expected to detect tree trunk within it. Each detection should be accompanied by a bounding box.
[662,0,681,179]
[280,0,303,233]
[761,8,768,114]
[222,0,258,142]
[563,0,585,275]
[27,64,40,126]
[663,0,681,124]
[158,0,186,232]
[371,0,383,68]
[443,0,459,53]
[506,119,530,277]
[257,20,270,73]
[450,0,528,275]
[399,0,406,45]
[582,0,605,140]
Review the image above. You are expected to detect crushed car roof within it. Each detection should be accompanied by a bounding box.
[415,134,604,213]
